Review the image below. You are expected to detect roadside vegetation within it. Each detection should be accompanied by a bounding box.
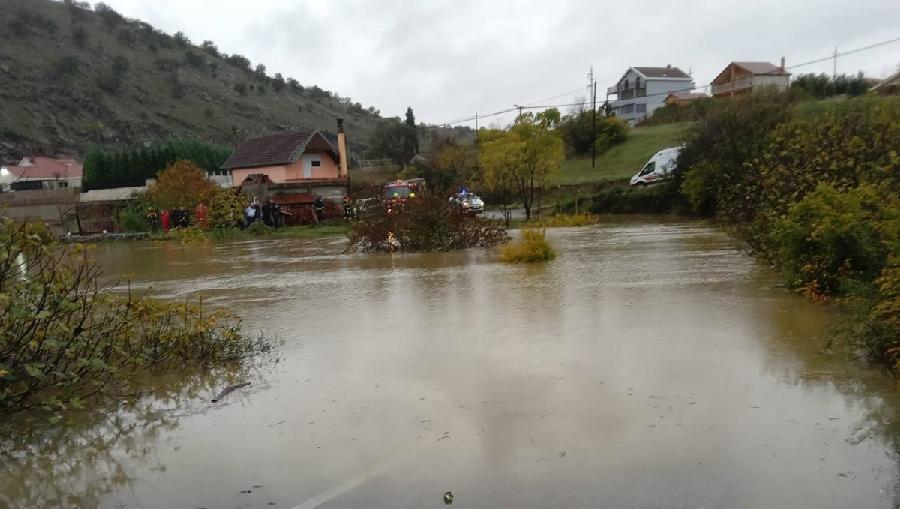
[673,92,899,372]
[0,218,272,414]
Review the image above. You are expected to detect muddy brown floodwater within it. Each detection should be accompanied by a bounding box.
[1,217,899,508]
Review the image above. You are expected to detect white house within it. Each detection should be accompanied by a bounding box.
[607,66,694,125]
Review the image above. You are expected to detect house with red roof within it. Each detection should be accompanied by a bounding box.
[711,59,791,97]
[219,119,351,224]
[0,156,83,191]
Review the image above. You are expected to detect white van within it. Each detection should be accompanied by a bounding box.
[629,146,682,187]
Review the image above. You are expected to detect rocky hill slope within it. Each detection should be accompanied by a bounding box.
[0,0,389,163]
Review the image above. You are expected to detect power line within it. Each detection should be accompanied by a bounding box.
[429,36,899,130]
[786,36,900,70]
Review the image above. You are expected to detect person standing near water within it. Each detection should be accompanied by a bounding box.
[313,196,325,224]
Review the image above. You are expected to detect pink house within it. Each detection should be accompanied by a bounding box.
[221,125,349,187]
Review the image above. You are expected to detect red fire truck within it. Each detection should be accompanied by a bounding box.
[383,178,426,213]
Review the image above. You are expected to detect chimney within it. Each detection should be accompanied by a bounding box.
[780,56,786,72]
[666,64,672,70]
[336,118,348,178]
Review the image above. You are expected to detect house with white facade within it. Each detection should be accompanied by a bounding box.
[607,66,694,125]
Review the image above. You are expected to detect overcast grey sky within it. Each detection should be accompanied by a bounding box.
[103,0,899,127]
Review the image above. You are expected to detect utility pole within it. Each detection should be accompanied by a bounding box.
[514,104,524,117]
[474,112,478,145]
[589,66,598,169]
[832,46,838,80]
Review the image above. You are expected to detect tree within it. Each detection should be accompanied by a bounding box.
[225,54,251,72]
[420,137,478,192]
[234,82,248,96]
[479,109,564,220]
[371,119,417,167]
[559,110,628,156]
[94,2,123,28]
[254,63,267,80]
[173,31,190,48]
[147,161,217,210]
[405,106,419,155]
[287,77,301,91]
[272,73,286,92]
[201,40,219,57]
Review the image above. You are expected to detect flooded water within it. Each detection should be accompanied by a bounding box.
[2,217,899,508]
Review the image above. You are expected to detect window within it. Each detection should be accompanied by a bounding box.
[311,160,321,167]
[636,103,647,113]
[639,162,656,176]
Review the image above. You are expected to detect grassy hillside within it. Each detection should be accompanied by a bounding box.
[0,0,388,163]
[553,123,691,185]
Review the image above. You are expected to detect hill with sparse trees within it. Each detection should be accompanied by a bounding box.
[0,0,395,163]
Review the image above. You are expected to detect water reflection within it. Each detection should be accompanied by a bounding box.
[0,367,257,509]
[1,218,897,508]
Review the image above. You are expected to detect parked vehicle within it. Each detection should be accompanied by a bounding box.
[383,178,425,213]
[449,191,485,215]
[630,146,682,187]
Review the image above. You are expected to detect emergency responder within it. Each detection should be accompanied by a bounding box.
[342,195,353,220]
[313,196,325,223]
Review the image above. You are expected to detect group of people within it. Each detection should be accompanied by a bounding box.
[244,198,283,228]
[145,195,356,232]
[146,203,207,232]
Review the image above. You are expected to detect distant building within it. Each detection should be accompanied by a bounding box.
[710,60,791,97]
[221,127,348,187]
[870,69,900,95]
[0,156,83,191]
[220,120,351,223]
[663,91,709,106]
[607,65,694,125]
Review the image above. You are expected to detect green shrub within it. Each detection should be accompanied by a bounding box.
[675,90,793,218]
[0,219,270,413]
[246,221,273,236]
[118,202,150,232]
[591,182,675,214]
[501,229,556,263]
[770,183,893,298]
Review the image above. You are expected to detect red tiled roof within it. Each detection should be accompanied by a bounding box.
[4,157,83,179]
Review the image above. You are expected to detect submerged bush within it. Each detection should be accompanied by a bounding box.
[501,229,557,263]
[0,219,270,413]
[348,193,508,252]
